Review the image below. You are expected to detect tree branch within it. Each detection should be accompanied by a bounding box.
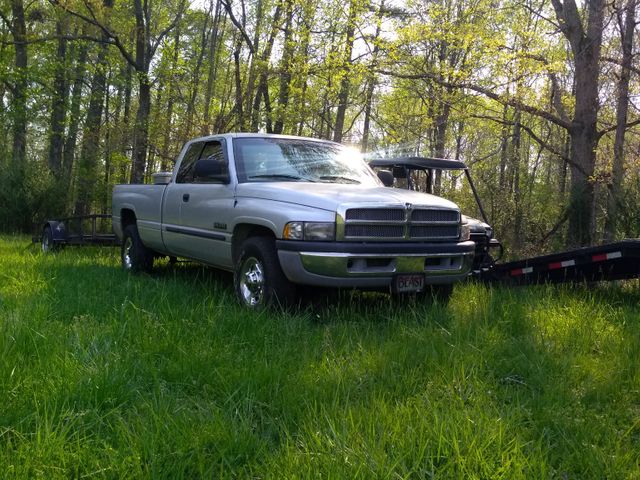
[220,0,255,54]
[378,69,572,130]
[598,117,640,137]
[49,0,138,68]
[470,113,591,177]
[601,54,640,76]
[150,0,186,60]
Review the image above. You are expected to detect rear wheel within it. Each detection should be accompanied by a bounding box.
[41,226,57,253]
[121,224,154,273]
[234,236,296,309]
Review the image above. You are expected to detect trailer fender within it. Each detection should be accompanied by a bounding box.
[44,220,68,242]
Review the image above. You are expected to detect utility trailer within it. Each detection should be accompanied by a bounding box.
[34,214,119,253]
[481,240,640,285]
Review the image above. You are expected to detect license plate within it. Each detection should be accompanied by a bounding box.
[393,273,425,293]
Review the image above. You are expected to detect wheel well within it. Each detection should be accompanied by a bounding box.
[232,224,276,262]
[121,209,137,230]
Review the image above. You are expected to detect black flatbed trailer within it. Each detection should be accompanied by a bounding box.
[34,214,119,252]
[481,240,640,285]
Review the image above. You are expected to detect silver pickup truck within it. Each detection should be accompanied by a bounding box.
[112,133,475,308]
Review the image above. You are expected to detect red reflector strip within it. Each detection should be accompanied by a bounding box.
[510,266,533,276]
[592,251,622,262]
[549,259,576,270]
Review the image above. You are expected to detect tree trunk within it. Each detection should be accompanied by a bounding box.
[604,0,635,242]
[511,110,522,252]
[129,0,152,184]
[273,0,294,134]
[75,42,108,215]
[233,35,245,130]
[433,90,451,195]
[551,0,605,247]
[63,42,89,197]
[498,104,509,188]
[361,0,384,152]
[243,0,263,122]
[185,7,212,137]
[10,0,27,169]
[250,3,283,131]
[131,77,151,183]
[162,25,181,170]
[333,0,358,143]
[202,0,224,135]
[47,21,68,177]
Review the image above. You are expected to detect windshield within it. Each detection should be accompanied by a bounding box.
[234,137,381,186]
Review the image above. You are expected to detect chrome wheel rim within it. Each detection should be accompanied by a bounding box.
[239,256,265,307]
[123,237,133,270]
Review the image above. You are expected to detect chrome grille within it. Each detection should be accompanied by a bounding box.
[346,208,405,221]
[345,225,404,238]
[410,225,460,238]
[411,209,459,223]
[341,206,460,241]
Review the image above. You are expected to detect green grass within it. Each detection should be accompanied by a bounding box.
[1,234,640,478]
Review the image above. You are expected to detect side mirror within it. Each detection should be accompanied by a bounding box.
[377,169,394,187]
[193,159,229,184]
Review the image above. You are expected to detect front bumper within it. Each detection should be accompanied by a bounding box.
[276,240,475,288]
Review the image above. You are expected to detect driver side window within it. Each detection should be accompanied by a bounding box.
[176,140,226,183]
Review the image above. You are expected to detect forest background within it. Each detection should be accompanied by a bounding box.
[1,0,639,258]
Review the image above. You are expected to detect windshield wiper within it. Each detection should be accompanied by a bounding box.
[248,174,315,182]
[318,175,361,184]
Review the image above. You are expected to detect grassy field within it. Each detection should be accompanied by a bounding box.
[1,235,640,478]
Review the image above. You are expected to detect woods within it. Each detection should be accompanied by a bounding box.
[1,0,639,255]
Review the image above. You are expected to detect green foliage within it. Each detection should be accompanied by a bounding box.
[0,0,638,254]
[2,238,640,477]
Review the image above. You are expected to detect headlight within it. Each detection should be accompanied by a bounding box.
[283,222,335,241]
[460,223,471,241]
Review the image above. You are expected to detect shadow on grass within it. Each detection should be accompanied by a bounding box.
[11,244,640,477]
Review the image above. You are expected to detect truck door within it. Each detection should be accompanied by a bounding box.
[162,139,235,269]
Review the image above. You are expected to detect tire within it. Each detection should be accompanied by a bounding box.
[234,236,296,309]
[424,284,454,304]
[121,224,154,273]
[41,225,57,253]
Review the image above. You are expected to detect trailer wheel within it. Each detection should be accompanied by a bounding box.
[121,224,154,273]
[41,226,58,253]
[234,236,295,309]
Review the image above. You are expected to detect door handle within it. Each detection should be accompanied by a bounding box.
[182,193,190,202]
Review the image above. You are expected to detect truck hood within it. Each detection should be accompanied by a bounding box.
[235,182,460,212]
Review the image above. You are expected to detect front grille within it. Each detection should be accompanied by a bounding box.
[342,206,460,241]
[345,225,405,238]
[346,208,405,221]
[412,209,459,223]
[410,225,460,238]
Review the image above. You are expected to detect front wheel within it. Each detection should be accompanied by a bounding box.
[423,284,454,304]
[121,224,154,273]
[234,237,296,309]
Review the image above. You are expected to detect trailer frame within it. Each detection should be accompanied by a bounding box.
[35,214,119,253]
